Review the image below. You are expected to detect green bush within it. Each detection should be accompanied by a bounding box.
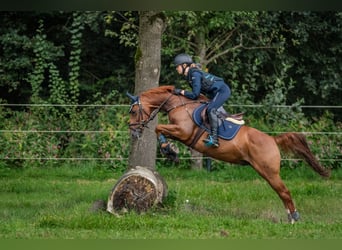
[0,104,340,171]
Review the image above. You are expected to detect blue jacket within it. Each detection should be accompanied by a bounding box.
[183,68,229,100]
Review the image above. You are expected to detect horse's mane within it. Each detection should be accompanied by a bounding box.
[142,85,208,101]
[145,85,174,95]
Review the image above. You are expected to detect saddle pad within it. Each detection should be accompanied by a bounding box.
[193,104,242,140]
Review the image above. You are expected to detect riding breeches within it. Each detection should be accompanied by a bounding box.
[207,84,231,112]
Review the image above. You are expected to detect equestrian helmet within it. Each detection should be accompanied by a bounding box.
[174,53,193,66]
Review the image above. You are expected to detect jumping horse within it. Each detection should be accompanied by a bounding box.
[127,85,330,223]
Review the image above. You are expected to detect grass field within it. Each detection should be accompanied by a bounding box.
[0,163,341,239]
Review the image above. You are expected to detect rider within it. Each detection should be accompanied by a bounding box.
[173,53,231,148]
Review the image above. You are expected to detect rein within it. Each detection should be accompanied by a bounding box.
[166,99,205,113]
[129,93,205,131]
[129,92,207,148]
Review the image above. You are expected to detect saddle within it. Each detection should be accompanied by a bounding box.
[216,106,245,125]
[193,104,245,140]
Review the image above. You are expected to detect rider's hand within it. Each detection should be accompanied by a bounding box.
[173,88,182,95]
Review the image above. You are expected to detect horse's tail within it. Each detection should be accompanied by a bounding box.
[274,132,331,178]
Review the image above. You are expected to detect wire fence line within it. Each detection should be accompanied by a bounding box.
[0,130,129,134]
[1,103,340,162]
[0,103,129,107]
[1,157,341,162]
[1,103,342,109]
[0,130,340,135]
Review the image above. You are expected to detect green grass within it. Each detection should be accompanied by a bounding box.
[0,164,341,239]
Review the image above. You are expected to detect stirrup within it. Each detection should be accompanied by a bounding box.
[203,135,219,148]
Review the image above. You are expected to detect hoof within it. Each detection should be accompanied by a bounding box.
[160,143,179,163]
[169,142,179,154]
[160,142,179,154]
[288,210,300,224]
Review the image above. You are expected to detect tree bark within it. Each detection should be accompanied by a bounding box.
[191,33,208,170]
[128,11,165,170]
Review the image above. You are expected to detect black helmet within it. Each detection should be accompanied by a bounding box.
[174,53,193,66]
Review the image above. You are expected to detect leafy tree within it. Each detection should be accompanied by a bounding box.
[277,11,342,119]
[163,11,274,65]
[161,11,341,121]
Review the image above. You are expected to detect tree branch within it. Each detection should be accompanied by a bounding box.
[167,34,198,50]
[207,43,243,65]
[206,34,277,65]
[207,26,239,59]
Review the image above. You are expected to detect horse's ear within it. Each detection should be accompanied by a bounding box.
[126,92,139,103]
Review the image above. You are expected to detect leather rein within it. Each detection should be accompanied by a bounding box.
[128,94,204,132]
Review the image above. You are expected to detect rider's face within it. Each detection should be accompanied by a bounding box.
[176,64,183,75]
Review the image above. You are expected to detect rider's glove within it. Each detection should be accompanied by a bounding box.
[173,88,182,95]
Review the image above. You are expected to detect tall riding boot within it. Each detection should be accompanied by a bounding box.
[203,109,219,147]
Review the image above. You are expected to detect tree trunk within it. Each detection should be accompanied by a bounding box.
[190,33,208,170]
[128,11,165,169]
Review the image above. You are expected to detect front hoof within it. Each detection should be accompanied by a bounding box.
[160,143,179,163]
[169,143,179,154]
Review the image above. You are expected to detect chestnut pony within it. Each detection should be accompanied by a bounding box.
[127,85,330,223]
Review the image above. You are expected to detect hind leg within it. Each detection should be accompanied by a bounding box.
[265,174,300,223]
[246,131,300,223]
[250,159,300,223]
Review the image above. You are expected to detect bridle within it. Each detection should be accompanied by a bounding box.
[128,92,206,138]
[128,94,173,136]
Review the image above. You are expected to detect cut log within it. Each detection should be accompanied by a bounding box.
[106,166,167,214]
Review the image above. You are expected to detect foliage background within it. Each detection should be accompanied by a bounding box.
[0,11,340,170]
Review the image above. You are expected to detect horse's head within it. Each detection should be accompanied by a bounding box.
[126,92,144,138]
[126,87,175,138]
[126,91,157,139]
